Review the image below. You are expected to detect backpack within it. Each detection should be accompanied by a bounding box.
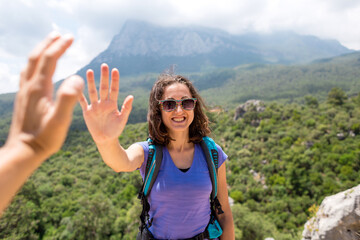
[137,136,224,240]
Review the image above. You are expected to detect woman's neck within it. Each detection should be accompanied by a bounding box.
[167,131,193,152]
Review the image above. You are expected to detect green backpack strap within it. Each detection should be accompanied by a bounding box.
[200,136,224,215]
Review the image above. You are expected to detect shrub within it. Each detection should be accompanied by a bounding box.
[230,190,244,203]
[327,87,347,106]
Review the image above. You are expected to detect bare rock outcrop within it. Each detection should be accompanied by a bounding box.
[234,99,265,121]
[302,184,360,240]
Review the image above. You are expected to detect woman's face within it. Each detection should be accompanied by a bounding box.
[160,83,195,135]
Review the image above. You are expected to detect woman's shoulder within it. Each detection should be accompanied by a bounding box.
[196,139,228,166]
[135,141,149,175]
[134,141,149,162]
[215,143,228,167]
[209,140,228,167]
[135,141,149,151]
[201,137,225,155]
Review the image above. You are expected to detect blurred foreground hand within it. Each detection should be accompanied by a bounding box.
[0,32,84,215]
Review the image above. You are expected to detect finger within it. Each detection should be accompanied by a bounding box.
[79,93,89,111]
[120,95,134,123]
[99,63,109,101]
[20,32,61,87]
[36,34,74,87]
[86,69,98,104]
[42,75,84,154]
[53,75,84,124]
[109,68,119,102]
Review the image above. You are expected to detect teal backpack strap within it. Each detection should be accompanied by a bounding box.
[142,138,163,197]
[138,138,163,230]
[200,136,224,215]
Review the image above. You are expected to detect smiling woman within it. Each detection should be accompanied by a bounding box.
[79,65,235,239]
[148,74,209,145]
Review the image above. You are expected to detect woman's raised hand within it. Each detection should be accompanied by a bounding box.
[79,63,133,145]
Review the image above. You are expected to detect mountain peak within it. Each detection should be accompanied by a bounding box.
[80,20,353,77]
[108,20,233,57]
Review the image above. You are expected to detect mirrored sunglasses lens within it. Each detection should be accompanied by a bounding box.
[182,99,195,110]
[163,100,176,111]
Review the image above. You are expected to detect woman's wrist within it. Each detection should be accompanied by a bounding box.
[95,137,120,149]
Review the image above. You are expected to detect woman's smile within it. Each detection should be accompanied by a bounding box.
[172,116,186,122]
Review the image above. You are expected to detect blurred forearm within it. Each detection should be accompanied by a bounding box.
[0,142,47,215]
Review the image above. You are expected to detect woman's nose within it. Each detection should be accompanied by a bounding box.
[175,103,183,113]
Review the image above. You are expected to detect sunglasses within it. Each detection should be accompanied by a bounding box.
[159,98,197,112]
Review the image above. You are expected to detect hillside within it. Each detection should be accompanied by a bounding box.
[75,51,360,127]
[195,51,360,108]
[1,92,359,239]
[1,51,359,144]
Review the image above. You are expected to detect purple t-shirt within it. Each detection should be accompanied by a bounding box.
[137,141,227,239]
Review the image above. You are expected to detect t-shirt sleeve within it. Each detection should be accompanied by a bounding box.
[136,141,149,179]
[216,143,228,168]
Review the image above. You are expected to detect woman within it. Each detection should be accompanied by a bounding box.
[79,63,235,239]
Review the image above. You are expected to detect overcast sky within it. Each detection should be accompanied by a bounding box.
[0,0,359,94]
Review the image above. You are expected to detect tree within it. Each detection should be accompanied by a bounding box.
[327,87,347,106]
[304,95,318,108]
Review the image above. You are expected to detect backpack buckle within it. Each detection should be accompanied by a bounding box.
[214,197,224,215]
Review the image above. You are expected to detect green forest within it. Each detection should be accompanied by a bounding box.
[0,52,360,239]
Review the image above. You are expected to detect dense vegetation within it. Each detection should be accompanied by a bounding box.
[1,88,359,239]
[210,90,360,239]
[1,52,360,128]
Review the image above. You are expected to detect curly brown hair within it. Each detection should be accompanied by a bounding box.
[148,74,210,145]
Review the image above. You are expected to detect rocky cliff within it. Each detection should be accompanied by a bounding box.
[302,184,360,240]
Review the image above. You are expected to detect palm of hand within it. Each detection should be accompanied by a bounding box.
[79,64,133,144]
[83,99,124,142]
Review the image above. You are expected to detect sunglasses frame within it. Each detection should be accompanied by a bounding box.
[158,98,197,112]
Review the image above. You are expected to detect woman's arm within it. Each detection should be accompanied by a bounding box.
[96,140,144,172]
[216,162,235,240]
[78,64,143,172]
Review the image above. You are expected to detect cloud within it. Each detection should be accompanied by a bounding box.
[0,1,53,55]
[52,25,111,82]
[0,61,21,94]
[0,0,360,94]
[0,68,18,95]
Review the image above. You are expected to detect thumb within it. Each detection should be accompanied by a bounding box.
[120,95,134,122]
[53,75,84,122]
